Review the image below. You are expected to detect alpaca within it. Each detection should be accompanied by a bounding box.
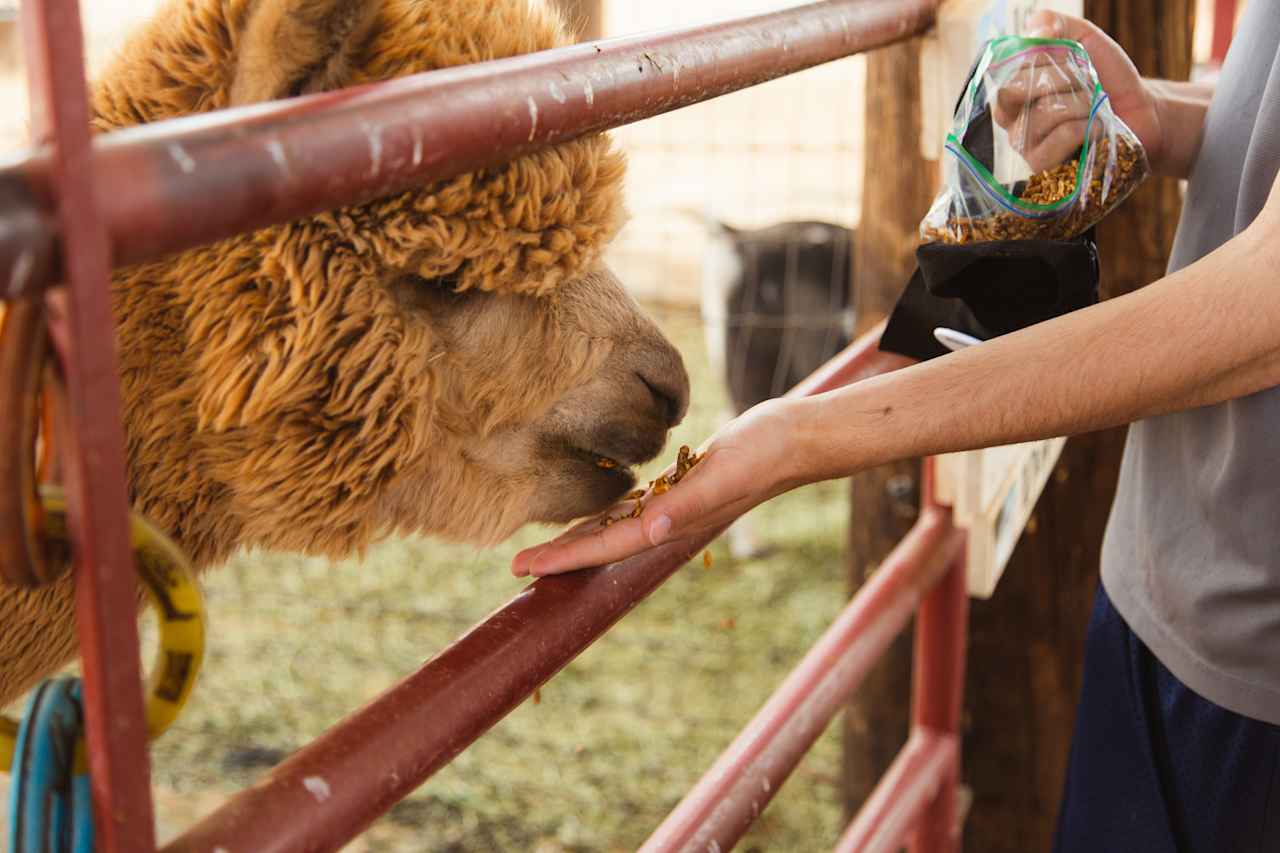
[0,0,690,705]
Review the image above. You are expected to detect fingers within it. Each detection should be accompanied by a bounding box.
[1026,118,1091,172]
[983,34,1099,173]
[1005,91,1092,156]
[991,45,1094,165]
[1025,12,1143,115]
[510,446,760,578]
[994,63,1082,127]
[513,515,653,577]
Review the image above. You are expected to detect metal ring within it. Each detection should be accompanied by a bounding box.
[0,486,206,774]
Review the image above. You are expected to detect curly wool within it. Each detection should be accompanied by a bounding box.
[93,0,627,298]
[0,0,635,706]
[82,0,628,567]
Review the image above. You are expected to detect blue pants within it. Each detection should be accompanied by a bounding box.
[1053,586,1280,853]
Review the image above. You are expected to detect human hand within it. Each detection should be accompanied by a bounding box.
[991,12,1163,173]
[511,399,805,577]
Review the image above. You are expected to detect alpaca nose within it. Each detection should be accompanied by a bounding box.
[636,348,690,428]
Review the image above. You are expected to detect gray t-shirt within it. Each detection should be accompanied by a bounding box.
[1102,0,1280,725]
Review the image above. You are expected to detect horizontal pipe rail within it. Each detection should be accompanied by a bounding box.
[832,728,958,853]
[0,0,937,298]
[638,511,963,853]
[164,324,910,852]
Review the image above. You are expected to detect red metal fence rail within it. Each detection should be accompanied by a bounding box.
[1,0,938,299]
[640,495,964,853]
[2,0,971,850]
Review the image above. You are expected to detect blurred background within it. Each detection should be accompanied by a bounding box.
[0,0,1239,850]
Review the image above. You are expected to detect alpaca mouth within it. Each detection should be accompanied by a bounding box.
[570,449,638,501]
[576,448,635,477]
[569,446,641,484]
[558,425,670,484]
[576,434,663,473]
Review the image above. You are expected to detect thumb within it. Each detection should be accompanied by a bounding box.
[1021,12,1145,110]
[640,456,755,546]
[1026,9,1067,38]
[640,466,714,546]
[1024,12,1128,69]
[640,486,706,546]
[1025,11,1113,58]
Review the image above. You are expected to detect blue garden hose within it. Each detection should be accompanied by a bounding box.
[7,677,94,853]
[1,490,208,853]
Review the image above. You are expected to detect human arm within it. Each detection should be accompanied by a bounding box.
[791,218,1277,475]
[1144,78,1214,179]
[512,175,1280,577]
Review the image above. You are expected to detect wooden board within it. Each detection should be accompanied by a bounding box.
[936,438,1067,597]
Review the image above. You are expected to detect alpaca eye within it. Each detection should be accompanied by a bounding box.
[389,273,466,311]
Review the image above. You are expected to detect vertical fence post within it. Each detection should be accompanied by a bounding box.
[18,1,157,850]
[907,460,968,852]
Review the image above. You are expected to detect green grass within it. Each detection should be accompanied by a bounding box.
[147,305,854,851]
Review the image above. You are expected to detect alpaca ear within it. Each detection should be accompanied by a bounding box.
[230,0,380,105]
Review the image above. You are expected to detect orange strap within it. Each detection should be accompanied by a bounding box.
[0,298,64,587]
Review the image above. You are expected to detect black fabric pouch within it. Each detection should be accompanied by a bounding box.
[880,232,1100,361]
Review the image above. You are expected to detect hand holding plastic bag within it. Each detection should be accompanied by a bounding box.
[921,35,1150,245]
[992,47,1100,172]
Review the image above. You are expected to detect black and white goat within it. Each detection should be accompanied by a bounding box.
[698,217,857,558]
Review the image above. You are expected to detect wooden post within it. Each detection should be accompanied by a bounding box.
[843,3,1195,849]
[841,33,939,819]
[552,0,604,41]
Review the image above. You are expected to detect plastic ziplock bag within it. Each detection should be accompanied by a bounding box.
[921,36,1150,244]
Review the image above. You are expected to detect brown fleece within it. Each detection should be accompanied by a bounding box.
[91,0,627,566]
[0,0,633,703]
